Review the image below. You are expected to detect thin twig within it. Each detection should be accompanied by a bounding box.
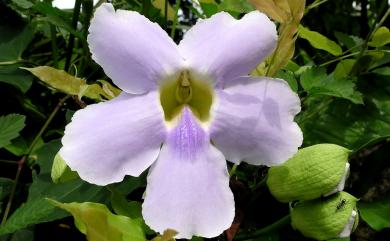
[1,96,70,225]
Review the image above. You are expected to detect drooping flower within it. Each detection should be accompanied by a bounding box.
[60,3,303,239]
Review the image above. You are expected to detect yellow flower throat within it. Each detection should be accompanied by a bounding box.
[159,70,213,123]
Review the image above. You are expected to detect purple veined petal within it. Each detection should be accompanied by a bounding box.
[60,91,167,186]
[142,108,234,239]
[179,11,277,87]
[210,77,303,166]
[88,3,184,94]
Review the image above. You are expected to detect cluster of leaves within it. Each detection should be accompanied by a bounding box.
[0,0,389,241]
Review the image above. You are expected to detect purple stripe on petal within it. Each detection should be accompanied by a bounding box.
[143,107,234,239]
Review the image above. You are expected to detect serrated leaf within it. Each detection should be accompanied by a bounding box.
[23,66,110,101]
[299,77,390,151]
[300,67,363,104]
[368,26,390,47]
[0,114,26,148]
[298,25,342,56]
[51,153,78,183]
[358,195,390,231]
[0,140,108,235]
[49,200,146,241]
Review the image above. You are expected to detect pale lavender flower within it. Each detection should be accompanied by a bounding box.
[60,3,303,239]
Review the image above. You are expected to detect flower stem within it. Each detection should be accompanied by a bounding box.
[170,0,181,39]
[1,96,70,226]
[65,0,82,72]
[234,215,291,240]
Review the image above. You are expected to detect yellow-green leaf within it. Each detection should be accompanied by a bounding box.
[48,200,146,241]
[152,0,175,21]
[151,229,178,241]
[22,66,111,101]
[298,25,342,56]
[368,26,390,47]
[51,153,78,184]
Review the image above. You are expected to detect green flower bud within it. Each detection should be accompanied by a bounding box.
[290,192,359,240]
[267,144,351,202]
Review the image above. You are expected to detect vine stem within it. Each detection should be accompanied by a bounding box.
[64,0,82,72]
[234,215,291,240]
[1,96,70,225]
[350,7,390,74]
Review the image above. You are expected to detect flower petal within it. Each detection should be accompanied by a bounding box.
[142,108,234,239]
[179,11,276,86]
[210,77,302,166]
[60,91,167,185]
[88,3,183,94]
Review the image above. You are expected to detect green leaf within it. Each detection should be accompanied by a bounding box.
[23,66,110,101]
[0,64,33,93]
[368,26,390,47]
[12,0,34,9]
[334,31,358,49]
[0,25,34,62]
[267,144,350,202]
[300,66,363,104]
[0,140,108,235]
[51,153,78,183]
[298,25,342,56]
[49,200,146,241]
[0,178,14,200]
[299,78,390,151]
[0,114,26,149]
[358,195,390,231]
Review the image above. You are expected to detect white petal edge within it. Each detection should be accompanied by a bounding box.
[179,11,277,87]
[324,163,350,197]
[142,108,235,239]
[88,3,183,94]
[210,77,303,166]
[60,91,167,185]
[339,210,358,238]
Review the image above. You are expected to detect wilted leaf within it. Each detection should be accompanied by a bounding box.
[358,195,390,231]
[0,114,26,148]
[49,200,146,241]
[298,25,342,56]
[23,66,110,101]
[248,0,289,23]
[368,26,390,47]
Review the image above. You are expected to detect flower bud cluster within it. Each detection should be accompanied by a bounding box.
[267,144,359,240]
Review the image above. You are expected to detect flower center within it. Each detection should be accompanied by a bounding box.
[160,70,213,123]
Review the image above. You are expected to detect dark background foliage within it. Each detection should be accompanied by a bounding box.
[0,0,389,241]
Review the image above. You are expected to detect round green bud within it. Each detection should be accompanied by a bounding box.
[267,144,351,202]
[290,191,359,240]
